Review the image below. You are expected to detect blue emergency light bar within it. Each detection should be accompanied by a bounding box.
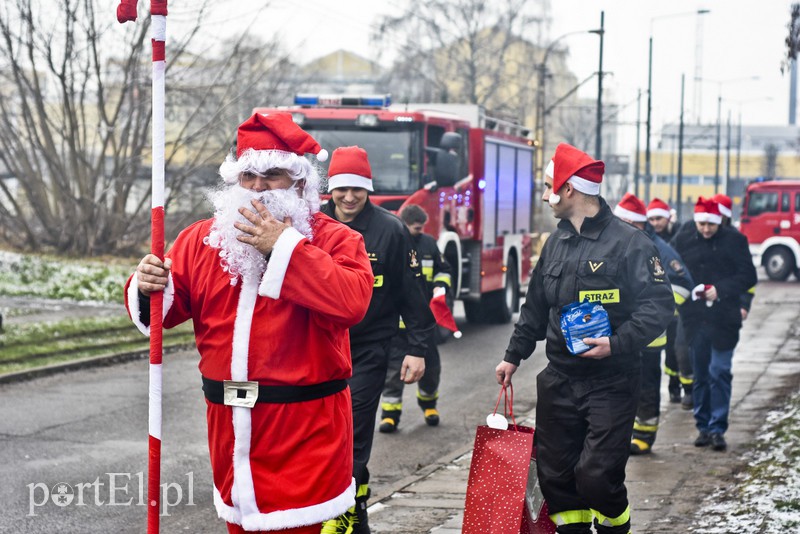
[294,94,392,107]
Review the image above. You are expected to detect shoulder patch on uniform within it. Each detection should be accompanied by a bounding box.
[669,259,684,274]
[650,256,665,278]
[409,249,419,269]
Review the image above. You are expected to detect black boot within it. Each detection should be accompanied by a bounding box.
[379,405,401,434]
[352,484,371,534]
[668,376,681,403]
[594,518,631,534]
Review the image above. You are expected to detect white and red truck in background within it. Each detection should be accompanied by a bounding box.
[739,179,800,281]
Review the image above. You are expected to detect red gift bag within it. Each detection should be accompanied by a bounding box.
[463,386,557,534]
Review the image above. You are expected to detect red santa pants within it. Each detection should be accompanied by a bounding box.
[226,522,321,534]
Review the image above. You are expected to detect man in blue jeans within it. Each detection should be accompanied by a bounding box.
[671,197,757,452]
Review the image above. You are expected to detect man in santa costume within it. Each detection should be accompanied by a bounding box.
[671,197,757,452]
[496,144,673,534]
[125,112,374,533]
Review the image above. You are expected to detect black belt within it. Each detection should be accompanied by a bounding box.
[202,376,347,407]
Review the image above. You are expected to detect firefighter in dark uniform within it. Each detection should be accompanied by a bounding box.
[495,144,674,534]
[647,198,692,407]
[613,193,694,455]
[379,204,453,433]
[320,146,435,534]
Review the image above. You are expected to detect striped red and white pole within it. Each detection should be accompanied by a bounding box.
[117,1,168,532]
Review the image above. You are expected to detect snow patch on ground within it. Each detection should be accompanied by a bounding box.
[691,389,800,533]
[0,250,131,303]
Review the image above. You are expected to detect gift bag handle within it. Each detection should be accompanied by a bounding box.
[493,384,518,427]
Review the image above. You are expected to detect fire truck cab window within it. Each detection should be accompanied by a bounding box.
[306,128,421,193]
[747,192,779,217]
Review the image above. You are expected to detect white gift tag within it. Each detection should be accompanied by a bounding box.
[486,413,509,430]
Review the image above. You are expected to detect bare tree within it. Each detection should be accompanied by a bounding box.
[783,3,800,74]
[374,0,542,123]
[0,0,295,256]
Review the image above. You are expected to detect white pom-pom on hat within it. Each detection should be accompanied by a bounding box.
[317,148,328,162]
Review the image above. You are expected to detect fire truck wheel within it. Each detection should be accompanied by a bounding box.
[763,247,794,281]
[473,259,519,324]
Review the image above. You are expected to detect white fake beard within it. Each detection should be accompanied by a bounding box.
[204,185,314,285]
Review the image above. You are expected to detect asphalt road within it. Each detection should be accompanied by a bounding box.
[0,302,546,533]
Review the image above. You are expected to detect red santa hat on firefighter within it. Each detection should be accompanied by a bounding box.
[646,198,671,219]
[327,146,374,192]
[548,143,605,205]
[219,112,327,186]
[614,192,648,222]
[694,196,723,224]
[713,193,733,218]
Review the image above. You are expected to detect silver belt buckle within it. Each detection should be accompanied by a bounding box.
[223,380,259,409]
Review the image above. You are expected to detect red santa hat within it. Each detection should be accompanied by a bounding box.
[694,196,723,224]
[713,193,733,218]
[549,143,604,205]
[236,112,327,161]
[614,192,648,222]
[646,198,671,219]
[327,146,374,192]
[219,112,327,186]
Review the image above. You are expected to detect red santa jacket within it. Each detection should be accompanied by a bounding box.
[125,212,372,531]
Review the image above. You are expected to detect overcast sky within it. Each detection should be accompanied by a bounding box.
[154,0,792,152]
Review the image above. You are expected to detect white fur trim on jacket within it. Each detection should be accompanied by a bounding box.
[126,272,175,336]
[229,276,260,521]
[258,227,305,299]
[214,479,356,530]
[327,173,374,192]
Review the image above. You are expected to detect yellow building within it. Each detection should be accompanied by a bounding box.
[636,124,800,216]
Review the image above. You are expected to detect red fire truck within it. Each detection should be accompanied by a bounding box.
[739,179,800,281]
[254,95,535,323]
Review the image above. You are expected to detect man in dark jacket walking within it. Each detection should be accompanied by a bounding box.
[496,144,674,534]
[671,197,757,452]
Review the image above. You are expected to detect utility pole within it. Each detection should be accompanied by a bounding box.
[634,89,641,197]
[645,36,653,202]
[736,111,742,183]
[677,74,686,221]
[714,95,721,194]
[595,11,605,160]
[725,109,732,196]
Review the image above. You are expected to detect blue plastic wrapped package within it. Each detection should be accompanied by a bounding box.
[560,299,613,355]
